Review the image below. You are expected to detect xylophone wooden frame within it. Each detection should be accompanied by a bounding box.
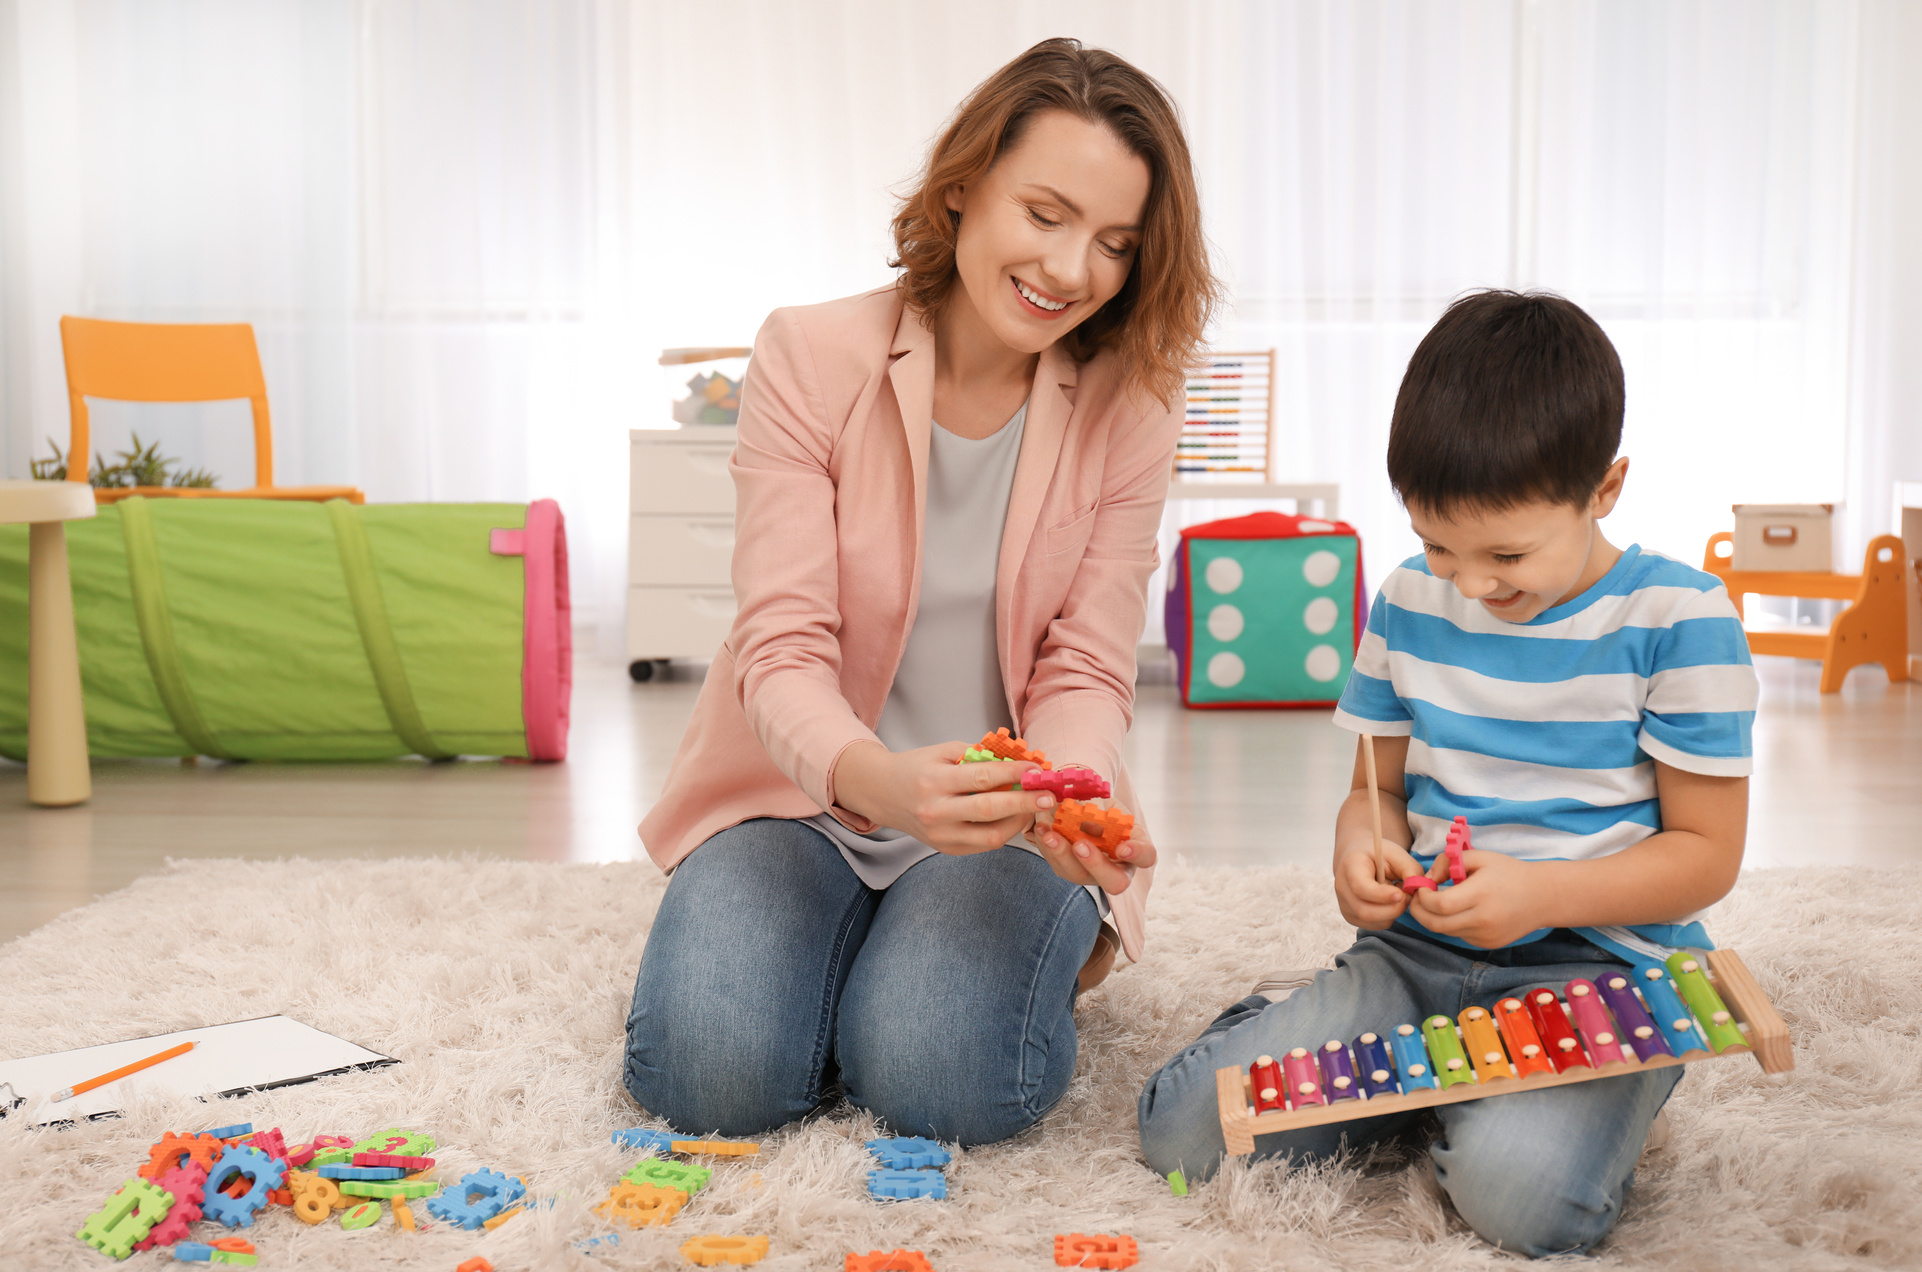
[1215,947,1792,1155]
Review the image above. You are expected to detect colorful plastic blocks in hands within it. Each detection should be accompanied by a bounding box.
[1402,815,1471,893]
[1019,769,1111,801]
[965,727,1049,768]
[1051,800,1134,857]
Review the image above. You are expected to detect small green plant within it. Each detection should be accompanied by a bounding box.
[31,434,219,490]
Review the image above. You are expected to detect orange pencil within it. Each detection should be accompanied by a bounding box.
[51,1040,195,1102]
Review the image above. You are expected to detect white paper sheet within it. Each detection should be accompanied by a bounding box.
[0,1015,396,1125]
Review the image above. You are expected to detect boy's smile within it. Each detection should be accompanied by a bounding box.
[1408,458,1630,624]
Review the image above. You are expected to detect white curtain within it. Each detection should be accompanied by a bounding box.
[1,0,1915,649]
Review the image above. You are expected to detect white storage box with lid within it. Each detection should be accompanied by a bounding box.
[1732,504,1833,572]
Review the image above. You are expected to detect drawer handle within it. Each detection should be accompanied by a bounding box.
[685,522,736,549]
[1762,524,1798,546]
[687,593,738,619]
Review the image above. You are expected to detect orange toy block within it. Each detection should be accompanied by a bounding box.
[210,1238,257,1254]
[1051,801,1134,856]
[847,1252,935,1272]
[482,1206,521,1231]
[456,1259,494,1272]
[139,1132,224,1180]
[596,1181,687,1228]
[681,1235,770,1266]
[1054,1233,1138,1269]
[671,1139,760,1157]
[393,1197,416,1231]
[970,728,1049,768]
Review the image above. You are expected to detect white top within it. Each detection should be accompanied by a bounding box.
[807,404,1105,915]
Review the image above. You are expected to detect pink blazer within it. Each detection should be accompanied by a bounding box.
[637,286,1181,961]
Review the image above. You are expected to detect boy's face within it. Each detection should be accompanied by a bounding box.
[1408,459,1629,624]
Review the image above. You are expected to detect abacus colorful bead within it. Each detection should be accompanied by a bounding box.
[1457,1006,1515,1082]
[1318,1040,1362,1101]
[1665,953,1747,1053]
[1598,972,1673,1061]
[1352,1033,1400,1097]
[1281,1048,1326,1108]
[1249,1055,1286,1113]
[1388,1024,1439,1091]
[1421,1015,1476,1088]
[1637,965,1707,1053]
[1492,997,1557,1077]
[1564,979,1628,1065]
[1524,989,1590,1072]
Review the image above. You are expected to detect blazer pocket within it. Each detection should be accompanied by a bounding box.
[1042,502,1098,555]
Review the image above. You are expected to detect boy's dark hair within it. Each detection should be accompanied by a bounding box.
[1387,290,1624,515]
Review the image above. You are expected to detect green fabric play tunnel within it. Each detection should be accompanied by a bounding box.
[0,496,570,761]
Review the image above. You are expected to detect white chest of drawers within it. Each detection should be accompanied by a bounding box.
[627,427,738,680]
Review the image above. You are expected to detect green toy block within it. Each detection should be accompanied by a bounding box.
[76,1178,174,1260]
[1421,1015,1476,1089]
[960,746,997,763]
[1167,1169,1188,1196]
[340,1200,382,1229]
[1665,953,1748,1052]
[340,1178,439,1199]
[210,1254,259,1267]
[622,1158,711,1195]
[351,1127,436,1158]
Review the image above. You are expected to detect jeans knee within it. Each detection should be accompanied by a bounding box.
[622,1025,816,1137]
[1438,1155,1620,1257]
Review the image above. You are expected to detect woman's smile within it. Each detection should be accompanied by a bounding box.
[1012,275,1073,316]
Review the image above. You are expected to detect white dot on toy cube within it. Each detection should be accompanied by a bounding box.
[1207,603,1245,640]
[1207,652,1245,687]
[1302,549,1341,586]
[1205,556,1244,593]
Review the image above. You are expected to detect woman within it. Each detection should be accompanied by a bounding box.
[626,38,1217,1146]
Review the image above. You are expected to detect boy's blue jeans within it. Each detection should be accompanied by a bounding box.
[1137,926,1681,1258]
[624,818,1101,1146]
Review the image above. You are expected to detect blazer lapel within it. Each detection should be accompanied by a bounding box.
[886,303,935,624]
[996,342,1078,691]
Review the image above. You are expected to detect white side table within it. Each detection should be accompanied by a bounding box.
[0,480,95,805]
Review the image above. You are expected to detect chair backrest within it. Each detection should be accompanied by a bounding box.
[58,316,274,488]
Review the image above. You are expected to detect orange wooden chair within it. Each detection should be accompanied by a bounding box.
[58,316,362,504]
[1703,530,1909,692]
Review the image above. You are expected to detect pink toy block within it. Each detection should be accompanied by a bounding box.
[1401,875,1439,893]
[1020,769,1111,801]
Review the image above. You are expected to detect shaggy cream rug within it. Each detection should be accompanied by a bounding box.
[1,857,1915,1271]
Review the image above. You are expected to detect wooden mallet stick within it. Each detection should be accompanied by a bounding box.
[1361,734,1386,884]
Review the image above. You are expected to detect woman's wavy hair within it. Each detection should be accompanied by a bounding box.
[891,38,1219,406]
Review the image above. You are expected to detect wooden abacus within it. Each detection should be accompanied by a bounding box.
[1216,948,1791,1155]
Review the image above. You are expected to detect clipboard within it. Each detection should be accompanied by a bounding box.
[0,1015,397,1125]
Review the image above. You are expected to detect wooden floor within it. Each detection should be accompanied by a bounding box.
[1,653,1915,946]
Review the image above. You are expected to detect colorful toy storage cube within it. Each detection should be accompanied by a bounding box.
[1165,511,1365,708]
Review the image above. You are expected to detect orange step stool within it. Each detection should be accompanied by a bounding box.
[1702,532,1909,692]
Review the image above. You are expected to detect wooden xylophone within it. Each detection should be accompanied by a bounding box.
[1216,948,1791,1155]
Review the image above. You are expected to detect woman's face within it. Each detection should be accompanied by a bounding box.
[944,110,1151,355]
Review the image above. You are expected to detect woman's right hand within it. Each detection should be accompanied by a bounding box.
[831,740,1049,856]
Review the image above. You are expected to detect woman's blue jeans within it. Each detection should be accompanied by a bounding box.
[1137,926,1682,1258]
[624,818,1101,1146]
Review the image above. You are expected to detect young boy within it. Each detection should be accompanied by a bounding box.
[1135,291,1758,1257]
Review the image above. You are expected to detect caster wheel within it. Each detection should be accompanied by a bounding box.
[629,660,655,682]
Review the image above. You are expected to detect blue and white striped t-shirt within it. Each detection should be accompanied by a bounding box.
[1332,544,1758,963]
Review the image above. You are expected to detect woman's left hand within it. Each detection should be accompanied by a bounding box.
[1023,778,1153,894]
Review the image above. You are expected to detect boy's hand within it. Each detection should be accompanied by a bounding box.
[1334,840,1425,930]
[1409,851,1542,948]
